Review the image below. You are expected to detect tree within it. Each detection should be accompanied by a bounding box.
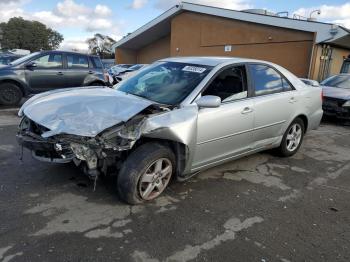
[0,17,63,52]
[87,33,116,59]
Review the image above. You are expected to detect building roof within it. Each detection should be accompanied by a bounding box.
[112,2,350,50]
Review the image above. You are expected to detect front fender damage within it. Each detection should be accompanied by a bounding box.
[98,105,199,176]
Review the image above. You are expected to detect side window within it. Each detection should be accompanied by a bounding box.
[91,57,103,69]
[33,54,63,69]
[67,54,89,69]
[282,78,293,91]
[249,64,284,96]
[202,65,248,102]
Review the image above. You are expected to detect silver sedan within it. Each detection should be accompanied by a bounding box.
[17,57,323,204]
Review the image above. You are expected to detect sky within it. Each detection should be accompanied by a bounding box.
[1,0,350,52]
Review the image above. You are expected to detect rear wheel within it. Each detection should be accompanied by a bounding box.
[278,118,305,157]
[0,83,22,106]
[117,143,175,204]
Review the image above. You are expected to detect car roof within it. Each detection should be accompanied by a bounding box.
[38,50,99,57]
[160,56,268,67]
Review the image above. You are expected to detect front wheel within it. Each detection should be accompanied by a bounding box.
[117,143,175,204]
[278,118,305,157]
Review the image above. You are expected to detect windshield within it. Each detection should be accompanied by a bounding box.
[115,61,212,105]
[9,52,40,66]
[321,75,350,89]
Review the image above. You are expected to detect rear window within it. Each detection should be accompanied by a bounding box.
[249,64,292,95]
[67,54,89,69]
[91,57,103,69]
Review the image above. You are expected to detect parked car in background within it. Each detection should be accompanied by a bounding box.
[108,64,132,75]
[107,64,132,85]
[300,78,320,87]
[321,74,350,120]
[0,50,106,106]
[17,57,323,204]
[101,59,115,70]
[0,54,24,65]
[114,64,148,83]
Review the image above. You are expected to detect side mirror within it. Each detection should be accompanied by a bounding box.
[195,95,221,108]
[26,61,37,69]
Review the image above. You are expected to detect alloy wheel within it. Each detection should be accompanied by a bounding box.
[138,158,172,200]
[286,123,302,152]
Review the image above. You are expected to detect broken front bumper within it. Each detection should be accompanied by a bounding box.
[17,132,74,163]
[322,98,350,120]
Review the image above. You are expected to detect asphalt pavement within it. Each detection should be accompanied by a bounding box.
[0,108,350,262]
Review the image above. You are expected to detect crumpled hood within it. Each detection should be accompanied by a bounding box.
[19,87,153,137]
[322,86,350,100]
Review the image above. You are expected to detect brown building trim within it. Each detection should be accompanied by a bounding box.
[199,39,313,48]
[170,12,314,77]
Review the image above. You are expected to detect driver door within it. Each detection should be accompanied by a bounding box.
[192,65,255,170]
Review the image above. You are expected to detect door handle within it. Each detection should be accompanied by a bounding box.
[88,71,94,74]
[57,72,64,75]
[241,107,253,114]
[289,97,297,103]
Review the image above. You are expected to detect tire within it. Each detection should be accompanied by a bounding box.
[0,83,23,106]
[117,142,175,205]
[278,118,305,157]
[89,81,105,86]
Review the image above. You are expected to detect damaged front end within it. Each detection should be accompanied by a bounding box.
[17,103,198,181]
[17,116,74,163]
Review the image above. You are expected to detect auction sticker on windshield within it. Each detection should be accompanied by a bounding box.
[182,66,206,73]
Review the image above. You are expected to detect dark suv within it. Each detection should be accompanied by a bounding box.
[0,50,106,106]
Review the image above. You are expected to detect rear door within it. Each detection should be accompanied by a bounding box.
[64,53,90,87]
[25,52,66,92]
[89,56,105,82]
[247,64,296,148]
[192,65,255,170]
